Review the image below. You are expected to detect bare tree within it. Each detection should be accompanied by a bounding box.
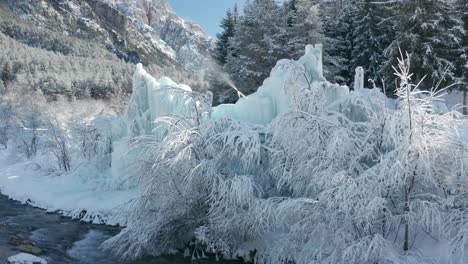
[45,118,71,172]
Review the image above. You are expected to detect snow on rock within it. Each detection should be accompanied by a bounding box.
[7,253,47,264]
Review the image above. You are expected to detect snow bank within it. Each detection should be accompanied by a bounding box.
[0,152,137,226]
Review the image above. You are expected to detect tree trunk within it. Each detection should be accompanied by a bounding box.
[403,187,410,251]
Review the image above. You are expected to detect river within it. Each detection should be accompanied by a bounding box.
[0,194,234,264]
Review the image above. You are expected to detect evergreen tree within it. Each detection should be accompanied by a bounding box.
[322,0,355,85]
[350,0,393,86]
[215,6,237,66]
[225,0,283,95]
[281,0,322,60]
[382,0,461,91]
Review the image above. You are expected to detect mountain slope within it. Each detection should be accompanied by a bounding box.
[112,0,214,70]
[1,0,214,71]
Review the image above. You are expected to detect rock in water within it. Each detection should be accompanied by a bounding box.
[16,245,43,256]
[7,253,47,264]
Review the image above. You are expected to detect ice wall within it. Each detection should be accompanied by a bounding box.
[126,64,199,138]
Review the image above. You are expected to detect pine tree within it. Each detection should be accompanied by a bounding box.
[225,0,283,95]
[280,0,322,60]
[215,6,237,66]
[382,0,460,91]
[322,0,355,85]
[350,0,393,86]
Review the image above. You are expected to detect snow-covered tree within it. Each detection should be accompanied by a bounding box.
[215,5,238,66]
[350,0,393,85]
[14,91,47,159]
[225,0,284,95]
[322,0,355,85]
[99,42,468,263]
[280,0,322,60]
[382,0,462,91]
[44,118,71,172]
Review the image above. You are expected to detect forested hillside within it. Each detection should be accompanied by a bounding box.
[0,0,212,101]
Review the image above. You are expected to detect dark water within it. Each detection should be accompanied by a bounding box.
[0,195,233,264]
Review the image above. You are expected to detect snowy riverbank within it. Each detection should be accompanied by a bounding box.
[0,151,138,226]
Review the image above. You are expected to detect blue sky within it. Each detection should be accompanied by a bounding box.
[166,0,246,37]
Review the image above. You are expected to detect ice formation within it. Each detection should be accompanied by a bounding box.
[118,44,391,133]
[354,66,364,91]
[125,64,202,138]
[212,44,350,125]
[108,44,393,182]
[110,63,211,184]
